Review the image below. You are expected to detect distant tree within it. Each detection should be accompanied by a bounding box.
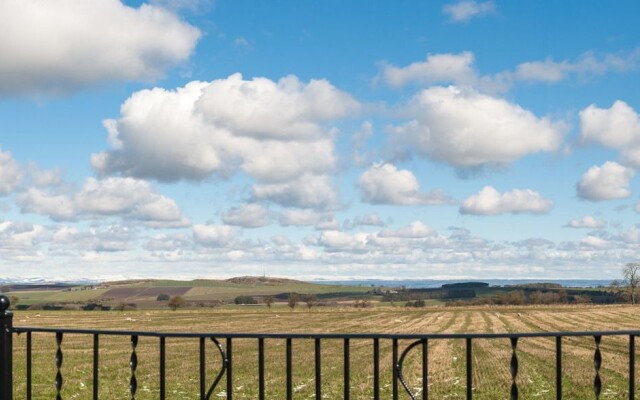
[234,295,258,305]
[167,296,186,311]
[529,291,543,305]
[623,263,640,304]
[303,294,317,310]
[287,293,299,310]
[156,294,170,301]
[264,295,274,310]
[9,295,19,306]
[557,289,568,304]
[114,302,128,312]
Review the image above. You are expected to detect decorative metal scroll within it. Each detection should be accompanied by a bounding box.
[205,337,228,400]
[55,332,63,400]
[130,335,138,399]
[593,335,602,399]
[396,339,425,400]
[510,337,519,400]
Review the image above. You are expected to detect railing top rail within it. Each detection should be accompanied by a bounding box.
[12,326,640,339]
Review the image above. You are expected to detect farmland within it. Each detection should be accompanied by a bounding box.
[9,304,640,399]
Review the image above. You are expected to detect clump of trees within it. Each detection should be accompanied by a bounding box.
[234,295,258,305]
[406,299,426,307]
[287,293,299,310]
[303,294,317,310]
[167,296,186,311]
[263,295,274,310]
[156,294,170,301]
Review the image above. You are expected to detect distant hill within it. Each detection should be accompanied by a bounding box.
[225,276,305,285]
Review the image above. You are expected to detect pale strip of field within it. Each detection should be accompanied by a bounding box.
[9,305,640,399]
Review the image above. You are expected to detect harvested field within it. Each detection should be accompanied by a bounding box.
[10,304,640,399]
[101,287,191,301]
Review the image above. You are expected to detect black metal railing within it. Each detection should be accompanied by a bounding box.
[1,295,639,399]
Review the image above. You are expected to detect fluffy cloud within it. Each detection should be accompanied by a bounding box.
[16,189,75,221]
[380,49,640,90]
[576,161,635,201]
[0,0,200,95]
[565,216,606,229]
[379,221,436,238]
[253,174,339,210]
[380,52,478,88]
[222,204,270,228]
[357,163,453,205]
[93,74,357,181]
[16,177,189,227]
[92,74,357,209]
[442,1,495,22]
[193,224,238,248]
[0,220,44,250]
[51,224,136,253]
[0,150,23,195]
[580,101,640,166]
[344,213,385,229]
[390,86,565,168]
[460,186,554,215]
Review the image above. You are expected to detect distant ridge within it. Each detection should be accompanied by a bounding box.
[225,276,304,285]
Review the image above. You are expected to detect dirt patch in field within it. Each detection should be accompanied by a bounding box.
[102,287,190,300]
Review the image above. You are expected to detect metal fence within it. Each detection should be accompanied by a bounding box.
[1,295,638,400]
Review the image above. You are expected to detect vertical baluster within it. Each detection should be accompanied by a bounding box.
[344,338,350,400]
[556,336,562,400]
[373,338,380,400]
[393,339,398,399]
[510,337,519,400]
[200,337,206,399]
[422,339,428,400]
[258,338,265,400]
[315,338,322,400]
[93,334,99,400]
[55,332,63,400]
[630,335,635,400]
[226,338,233,400]
[160,337,166,400]
[594,335,602,399]
[466,338,473,400]
[130,335,138,400]
[27,331,32,400]
[286,338,292,400]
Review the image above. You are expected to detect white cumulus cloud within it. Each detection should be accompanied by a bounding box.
[442,1,496,23]
[390,86,565,168]
[0,149,23,195]
[0,0,201,96]
[193,224,238,248]
[460,186,554,215]
[580,100,640,166]
[92,74,357,210]
[222,204,270,228]
[565,216,606,229]
[576,161,635,201]
[357,163,453,206]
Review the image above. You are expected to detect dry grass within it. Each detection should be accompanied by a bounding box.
[10,304,640,399]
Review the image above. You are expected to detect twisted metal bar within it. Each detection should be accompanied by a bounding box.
[55,332,63,400]
[594,335,602,399]
[396,339,424,400]
[205,337,228,400]
[130,335,138,399]
[510,337,519,400]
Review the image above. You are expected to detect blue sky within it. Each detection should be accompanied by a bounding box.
[1,0,639,280]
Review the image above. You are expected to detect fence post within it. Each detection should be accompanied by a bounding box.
[0,295,13,400]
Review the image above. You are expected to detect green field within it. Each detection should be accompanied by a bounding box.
[3,277,375,309]
[9,304,640,399]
